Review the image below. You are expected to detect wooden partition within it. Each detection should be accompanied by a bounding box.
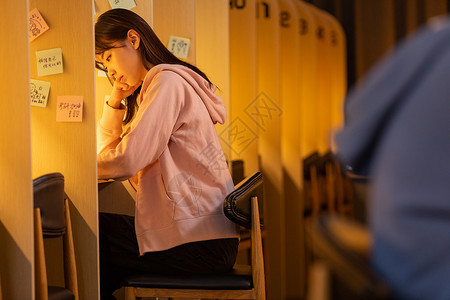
[296,1,318,158]
[255,0,284,299]
[229,0,259,175]
[0,1,34,299]
[325,11,347,151]
[310,5,333,153]
[278,1,305,298]
[195,0,231,161]
[29,0,98,299]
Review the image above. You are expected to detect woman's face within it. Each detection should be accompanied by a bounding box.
[96,36,148,87]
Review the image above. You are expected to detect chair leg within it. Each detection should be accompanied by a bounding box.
[34,208,48,300]
[63,199,79,300]
[251,196,266,300]
[306,261,330,300]
[124,286,136,300]
[310,166,321,218]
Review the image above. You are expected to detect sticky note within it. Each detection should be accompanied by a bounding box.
[108,0,136,10]
[36,48,63,76]
[29,8,49,42]
[168,36,191,59]
[30,79,51,107]
[56,96,83,122]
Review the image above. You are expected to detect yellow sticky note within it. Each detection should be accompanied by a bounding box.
[108,0,136,10]
[29,8,49,42]
[36,48,63,77]
[168,36,190,59]
[30,79,51,107]
[56,96,83,122]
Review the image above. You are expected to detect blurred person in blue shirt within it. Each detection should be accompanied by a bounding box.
[335,17,450,300]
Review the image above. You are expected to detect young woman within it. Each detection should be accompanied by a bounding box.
[95,9,239,299]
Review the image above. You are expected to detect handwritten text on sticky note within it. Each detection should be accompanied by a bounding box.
[30,79,51,107]
[168,36,191,59]
[108,0,136,10]
[29,8,49,42]
[36,48,63,77]
[56,96,83,122]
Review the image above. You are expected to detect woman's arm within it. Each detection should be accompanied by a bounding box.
[97,71,185,181]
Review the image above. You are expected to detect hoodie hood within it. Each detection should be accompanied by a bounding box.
[140,64,226,124]
[334,17,450,175]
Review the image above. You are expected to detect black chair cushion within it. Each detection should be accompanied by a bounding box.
[123,265,252,290]
[33,173,66,237]
[48,286,75,300]
[223,172,263,229]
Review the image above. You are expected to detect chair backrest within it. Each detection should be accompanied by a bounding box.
[224,172,265,300]
[33,172,78,300]
[224,172,263,229]
[33,172,66,237]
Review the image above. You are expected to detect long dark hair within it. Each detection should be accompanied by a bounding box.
[95,9,212,124]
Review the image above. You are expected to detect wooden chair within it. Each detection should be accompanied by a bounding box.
[305,152,355,219]
[303,151,321,218]
[33,173,79,300]
[122,172,265,300]
[306,215,391,300]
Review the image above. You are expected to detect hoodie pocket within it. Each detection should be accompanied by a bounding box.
[165,172,201,220]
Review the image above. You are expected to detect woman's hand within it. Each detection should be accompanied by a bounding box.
[107,79,140,109]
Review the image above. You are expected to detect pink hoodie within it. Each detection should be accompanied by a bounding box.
[97,64,239,254]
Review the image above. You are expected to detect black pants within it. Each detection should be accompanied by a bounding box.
[99,213,239,300]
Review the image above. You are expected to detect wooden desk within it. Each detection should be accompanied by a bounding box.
[98,180,136,216]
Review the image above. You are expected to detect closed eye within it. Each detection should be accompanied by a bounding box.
[95,61,107,73]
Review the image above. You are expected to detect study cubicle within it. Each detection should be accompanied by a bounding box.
[1,0,97,299]
[1,0,231,299]
[0,1,347,299]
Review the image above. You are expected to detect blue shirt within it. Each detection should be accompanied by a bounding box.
[335,17,450,300]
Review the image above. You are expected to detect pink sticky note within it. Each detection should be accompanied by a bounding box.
[29,8,49,42]
[56,96,83,122]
